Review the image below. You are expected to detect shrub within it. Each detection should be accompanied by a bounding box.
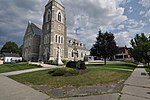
[62,60,68,65]
[45,60,55,65]
[48,68,79,76]
[66,61,86,70]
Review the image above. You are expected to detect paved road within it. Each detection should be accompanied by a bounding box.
[120,64,150,100]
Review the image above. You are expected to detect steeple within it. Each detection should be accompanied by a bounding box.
[48,0,64,6]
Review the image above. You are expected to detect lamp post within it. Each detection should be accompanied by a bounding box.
[147,51,150,67]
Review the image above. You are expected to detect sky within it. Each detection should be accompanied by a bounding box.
[0,0,150,49]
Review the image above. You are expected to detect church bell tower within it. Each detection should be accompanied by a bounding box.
[39,0,68,61]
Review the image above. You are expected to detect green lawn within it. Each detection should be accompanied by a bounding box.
[87,62,136,70]
[145,64,150,74]
[9,62,134,88]
[0,64,41,73]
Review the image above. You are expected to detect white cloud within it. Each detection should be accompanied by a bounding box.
[63,0,127,48]
[128,6,133,13]
[139,0,150,8]
[117,25,125,30]
[139,11,145,15]
[144,10,150,17]
[115,32,131,47]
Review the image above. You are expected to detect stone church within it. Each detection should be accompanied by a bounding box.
[22,0,90,62]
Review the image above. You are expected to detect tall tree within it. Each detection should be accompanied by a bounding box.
[1,41,19,54]
[91,30,118,65]
[131,33,150,63]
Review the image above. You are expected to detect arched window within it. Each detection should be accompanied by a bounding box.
[58,36,61,43]
[81,52,83,58]
[47,9,51,22]
[58,12,61,22]
[61,37,63,43]
[47,35,49,43]
[72,50,74,57]
[55,35,58,43]
[77,51,79,58]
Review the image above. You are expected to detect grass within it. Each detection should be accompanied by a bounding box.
[0,64,41,73]
[9,62,134,88]
[145,64,150,75]
[87,61,136,70]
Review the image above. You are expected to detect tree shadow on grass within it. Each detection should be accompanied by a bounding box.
[86,64,105,67]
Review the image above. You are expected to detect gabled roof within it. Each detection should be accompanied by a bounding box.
[30,23,42,36]
[2,53,20,57]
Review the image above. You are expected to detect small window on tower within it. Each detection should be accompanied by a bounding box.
[58,36,61,43]
[58,12,61,22]
[47,9,51,21]
[61,37,63,43]
[47,24,49,30]
[55,35,58,43]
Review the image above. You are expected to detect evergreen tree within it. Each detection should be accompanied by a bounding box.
[1,41,19,54]
[91,30,118,65]
[131,33,150,63]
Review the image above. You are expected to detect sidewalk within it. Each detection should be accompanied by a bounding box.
[1,64,63,76]
[0,75,49,100]
[50,93,119,100]
[120,64,150,100]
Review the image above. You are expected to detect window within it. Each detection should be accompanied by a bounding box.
[69,40,71,44]
[55,35,58,43]
[44,36,46,44]
[58,12,61,22]
[72,50,74,57]
[47,35,49,43]
[61,37,63,44]
[58,36,61,43]
[47,24,49,30]
[81,53,83,58]
[77,51,79,58]
[47,9,51,22]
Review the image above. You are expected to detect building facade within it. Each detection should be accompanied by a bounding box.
[22,22,42,61]
[114,46,132,61]
[22,0,90,62]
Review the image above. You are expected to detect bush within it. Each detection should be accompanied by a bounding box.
[45,60,55,65]
[62,60,68,65]
[48,68,79,76]
[66,61,86,70]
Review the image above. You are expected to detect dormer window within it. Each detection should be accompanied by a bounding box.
[69,40,71,44]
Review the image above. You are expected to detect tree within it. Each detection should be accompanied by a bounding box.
[1,41,19,54]
[91,30,118,65]
[131,33,150,63]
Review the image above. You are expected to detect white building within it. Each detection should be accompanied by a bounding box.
[2,53,22,63]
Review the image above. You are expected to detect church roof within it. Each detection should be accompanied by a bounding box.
[30,23,42,36]
[48,0,64,6]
